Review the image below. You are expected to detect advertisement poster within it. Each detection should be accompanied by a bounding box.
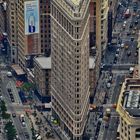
[24,1,39,35]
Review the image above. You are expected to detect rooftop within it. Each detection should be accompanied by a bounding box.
[11,64,25,75]
[34,56,95,70]
[122,90,140,117]
[69,0,81,6]
[34,57,51,69]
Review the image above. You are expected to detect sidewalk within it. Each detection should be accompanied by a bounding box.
[29,110,58,140]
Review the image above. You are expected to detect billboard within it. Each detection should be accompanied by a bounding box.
[24,1,39,35]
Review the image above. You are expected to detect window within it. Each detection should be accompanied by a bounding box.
[12,59,15,63]
[12,50,15,55]
[136,128,140,138]
[76,94,79,98]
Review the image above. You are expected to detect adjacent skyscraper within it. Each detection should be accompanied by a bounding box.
[51,0,90,139]
[89,0,109,90]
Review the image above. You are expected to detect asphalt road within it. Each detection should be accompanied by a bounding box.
[0,69,32,140]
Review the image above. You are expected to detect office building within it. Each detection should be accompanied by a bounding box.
[0,0,51,69]
[39,0,51,56]
[90,0,108,52]
[34,56,51,97]
[51,0,90,139]
[90,0,109,87]
[33,56,95,98]
[96,0,108,55]
[17,0,40,70]
[117,78,140,140]
[5,0,18,63]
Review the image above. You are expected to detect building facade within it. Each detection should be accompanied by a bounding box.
[6,0,17,48]
[1,0,51,69]
[17,0,41,70]
[96,0,108,57]
[34,57,95,99]
[6,0,18,63]
[39,0,51,56]
[34,56,51,97]
[0,1,7,33]
[109,0,118,25]
[89,0,109,89]
[117,78,140,140]
[51,0,90,139]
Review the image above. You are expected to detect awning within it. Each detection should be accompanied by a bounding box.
[11,64,25,75]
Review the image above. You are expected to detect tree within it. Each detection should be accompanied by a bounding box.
[5,122,16,140]
[0,100,7,112]
[2,112,10,119]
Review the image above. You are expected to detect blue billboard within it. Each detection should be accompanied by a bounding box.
[24,1,39,35]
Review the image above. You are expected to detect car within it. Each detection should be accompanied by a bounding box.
[135,51,138,56]
[123,21,127,24]
[106,82,111,88]
[133,12,136,16]
[134,26,137,30]
[135,20,138,25]
[7,72,12,77]
[122,24,126,29]
[116,48,120,53]
[129,23,133,28]
[113,58,117,64]
[115,53,119,58]
[11,98,15,102]
[132,30,136,35]
[131,37,134,41]
[136,14,140,19]
[100,63,105,69]
[12,113,16,118]
[121,43,124,48]
[108,76,113,82]
[127,32,131,36]
[127,51,131,56]
[24,132,30,139]
[124,45,129,50]
[9,93,13,96]
[22,121,26,127]
[7,88,11,92]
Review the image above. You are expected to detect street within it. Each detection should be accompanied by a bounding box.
[0,68,32,140]
[85,0,140,139]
